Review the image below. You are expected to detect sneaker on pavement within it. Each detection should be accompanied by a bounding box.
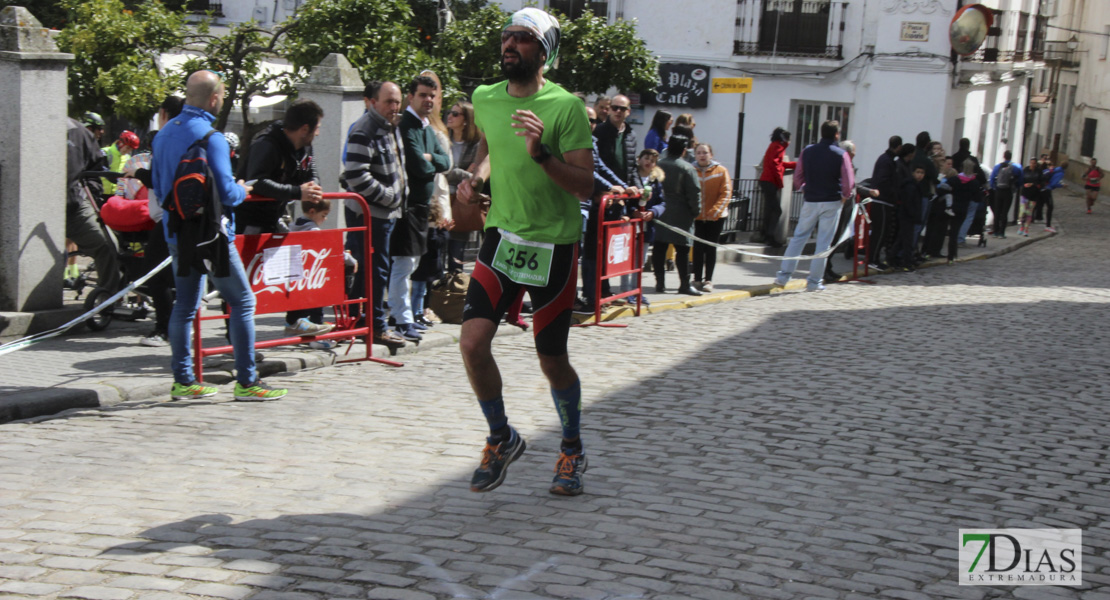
[470,428,527,492]
[140,330,169,347]
[415,315,436,328]
[410,320,429,331]
[702,281,714,293]
[233,380,288,401]
[772,278,788,288]
[373,329,407,349]
[1045,226,1057,233]
[285,318,333,337]
[395,323,423,342]
[550,449,588,496]
[308,339,338,350]
[572,299,593,314]
[171,381,218,400]
[806,283,826,292]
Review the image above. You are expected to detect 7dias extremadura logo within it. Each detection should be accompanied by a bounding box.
[959,529,1082,586]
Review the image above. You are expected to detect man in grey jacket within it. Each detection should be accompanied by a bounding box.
[341,80,408,349]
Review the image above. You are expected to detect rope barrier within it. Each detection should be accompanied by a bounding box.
[0,257,172,357]
[652,200,864,261]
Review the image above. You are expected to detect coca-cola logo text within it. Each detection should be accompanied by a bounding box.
[246,247,333,296]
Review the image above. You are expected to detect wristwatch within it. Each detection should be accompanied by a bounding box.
[531,144,553,164]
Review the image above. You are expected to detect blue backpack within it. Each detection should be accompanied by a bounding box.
[165,129,218,221]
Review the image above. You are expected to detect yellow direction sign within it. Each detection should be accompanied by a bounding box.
[712,77,753,94]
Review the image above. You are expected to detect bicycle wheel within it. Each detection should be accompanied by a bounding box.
[83,287,115,331]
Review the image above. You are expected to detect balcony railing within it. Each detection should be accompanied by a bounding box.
[962,49,1045,63]
[187,0,224,16]
[734,0,847,60]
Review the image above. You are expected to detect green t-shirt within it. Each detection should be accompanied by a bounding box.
[473,80,593,244]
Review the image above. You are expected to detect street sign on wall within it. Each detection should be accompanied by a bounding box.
[712,77,753,94]
[644,63,710,109]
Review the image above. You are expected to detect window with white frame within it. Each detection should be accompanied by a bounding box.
[793,101,851,148]
[547,0,608,20]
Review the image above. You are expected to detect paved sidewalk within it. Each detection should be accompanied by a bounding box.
[0,195,1061,423]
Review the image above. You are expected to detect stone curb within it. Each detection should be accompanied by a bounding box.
[4,231,1054,424]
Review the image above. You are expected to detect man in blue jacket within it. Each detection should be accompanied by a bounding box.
[989,150,1022,238]
[152,69,287,402]
[774,120,855,292]
[1040,159,1065,233]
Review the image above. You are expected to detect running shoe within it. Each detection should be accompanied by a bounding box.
[171,381,218,400]
[308,339,338,350]
[806,282,826,292]
[1045,226,1057,233]
[233,380,288,402]
[284,318,333,337]
[470,428,526,493]
[550,449,588,496]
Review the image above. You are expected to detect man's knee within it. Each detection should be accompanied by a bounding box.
[538,353,573,380]
[459,319,496,362]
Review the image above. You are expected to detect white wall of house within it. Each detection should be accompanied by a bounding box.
[1067,0,1110,171]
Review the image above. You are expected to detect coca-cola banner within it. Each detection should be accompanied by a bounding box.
[237,230,347,314]
[604,222,636,277]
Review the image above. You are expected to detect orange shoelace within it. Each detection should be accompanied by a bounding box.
[479,443,502,469]
[554,453,578,476]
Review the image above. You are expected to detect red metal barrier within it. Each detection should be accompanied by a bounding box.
[193,192,403,381]
[576,193,645,329]
[849,198,876,283]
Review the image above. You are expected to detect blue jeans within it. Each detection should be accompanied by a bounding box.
[958,200,981,243]
[167,240,257,386]
[775,200,842,287]
[389,255,419,326]
[411,280,428,318]
[345,209,395,333]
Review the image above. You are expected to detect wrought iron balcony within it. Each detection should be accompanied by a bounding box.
[187,0,224,16]
[734,0,847,60]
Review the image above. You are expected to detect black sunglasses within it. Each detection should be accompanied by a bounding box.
[447,110,462,117]
[610,105,630,112]
[502,30,538,44]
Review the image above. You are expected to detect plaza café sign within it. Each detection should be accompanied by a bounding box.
[645,63,710,109]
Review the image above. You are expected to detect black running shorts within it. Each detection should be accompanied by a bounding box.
[463,228,578,356]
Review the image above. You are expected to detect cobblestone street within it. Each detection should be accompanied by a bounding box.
[2,194,1108,599]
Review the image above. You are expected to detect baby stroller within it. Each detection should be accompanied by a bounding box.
[79,161,158,331]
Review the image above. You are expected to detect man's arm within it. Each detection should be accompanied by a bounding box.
[512,109,593,199]
[207,133,247,207]
[457,135,489,205]
[244,138,299,201]
[793,152,805,191]
[840,152,855,200]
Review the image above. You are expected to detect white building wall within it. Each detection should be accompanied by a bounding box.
[1068,0,1110,169]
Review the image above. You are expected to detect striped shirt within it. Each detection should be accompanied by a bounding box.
[341,108,407,219]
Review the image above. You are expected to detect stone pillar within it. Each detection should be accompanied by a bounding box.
[295,54,365,229]
[0,7,73,313]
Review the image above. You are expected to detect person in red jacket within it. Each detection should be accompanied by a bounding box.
[757,127,796,247]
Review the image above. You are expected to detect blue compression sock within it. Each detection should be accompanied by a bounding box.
[478,396,508,438]
[550,379,582,441]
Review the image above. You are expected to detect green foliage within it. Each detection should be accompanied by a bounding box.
[551,10,658,96]
[434,3,506,94]
[55,0,186,123]
[182,20,298,131]
[283,0,423,86]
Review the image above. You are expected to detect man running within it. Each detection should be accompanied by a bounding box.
[457,7,595,495]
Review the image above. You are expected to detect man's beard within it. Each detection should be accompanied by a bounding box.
[501,52,541,82]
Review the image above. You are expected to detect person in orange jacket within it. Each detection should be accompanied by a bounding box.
[757,127,795,247]
[692,143,732,293]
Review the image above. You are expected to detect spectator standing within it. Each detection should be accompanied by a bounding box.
[237,100,325,236]
[341,80,409,350]
[643,109,671,153]
[413,69,454,328]
[287,197,358,350]
[1084,158,1102,213]
[393,75,450,343]
[83,112,105,142]
[691,143,731,293]
[135,95,184,347]
[890,143,918,268]
[593,94,638,185]
[456,8,596,495]
[944,159,982,262]
[1018,155,1042,237]
[1040,159,1064,233]
[989,150,1022,238]
[653,134,702,295]
[152,69,286,401]
[773,120,854,292]
[619,148,666,304]
[757,127,796,247]
[868,135,901,270]
[593,96,611,125]
[444,101,482,273]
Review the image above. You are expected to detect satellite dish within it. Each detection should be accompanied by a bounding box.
[950,4,994,56]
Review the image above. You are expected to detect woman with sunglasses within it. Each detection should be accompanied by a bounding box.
[444,101,483,274]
